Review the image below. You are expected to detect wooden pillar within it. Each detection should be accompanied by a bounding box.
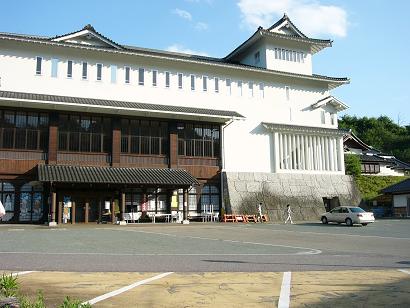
[85,202,89,224]
[183,188,188,221]
[98,199,102,223]
[57,201,62,224]
[111,200,115,224]
[71,201,76,224]
[112,117,121,167]
[169,122,178,169]
[51,191,56,223]
[48,112,58,164]
[121,192,126,221]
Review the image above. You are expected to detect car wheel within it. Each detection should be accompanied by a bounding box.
[321,216,328,224]
[345,218,353,227]
[361,223,368,226]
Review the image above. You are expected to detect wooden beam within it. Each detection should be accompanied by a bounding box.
[71,202,76,224]
[48,112,58,164]
[112,117,121,167]
[169,122,178,169]
[51,191,56,223]
[121,192,126,221]
[85,202,89,223]
[57,201,62,225]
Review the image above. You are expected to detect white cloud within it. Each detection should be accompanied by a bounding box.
[195,22,209,31]
[166,44,209,56]
[172,8,192,21]
[237,0,348,37]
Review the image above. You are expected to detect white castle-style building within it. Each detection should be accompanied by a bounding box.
[0,15,359,224]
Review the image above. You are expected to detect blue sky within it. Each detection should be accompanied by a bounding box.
[0,0,409,125]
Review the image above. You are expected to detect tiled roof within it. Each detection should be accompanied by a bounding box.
[262,122,348,136]
[381,178,410,194]
[38,165,199,186]
[0,90,244,119]
[267,14,308,38]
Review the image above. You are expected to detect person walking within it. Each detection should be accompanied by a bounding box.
[257,202,263,222]
[284,204,293,224]
[0,200,5,220]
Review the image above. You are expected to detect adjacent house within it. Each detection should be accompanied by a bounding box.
[344,132,410,176]
[381,178,410,217]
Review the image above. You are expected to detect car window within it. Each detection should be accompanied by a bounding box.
[330,207,341,213]
[342,208,349,213]
[349,207,365,213]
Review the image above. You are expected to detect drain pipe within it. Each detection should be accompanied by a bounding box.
[220,118,235,214]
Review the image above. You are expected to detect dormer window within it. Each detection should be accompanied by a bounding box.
[82,62,88,80]
[96,63,102,81]
[254,51,260,65]
[35,57,42,75]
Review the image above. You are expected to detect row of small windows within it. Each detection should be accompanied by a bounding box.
[35,57,265,98]
[274,48,305,63]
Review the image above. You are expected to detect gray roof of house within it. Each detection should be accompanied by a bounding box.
[0,90,244,119]
[37,164,199,186]
[381,178,410,194]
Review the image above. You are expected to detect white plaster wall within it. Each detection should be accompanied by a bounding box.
[378,165,406,176]
[0,41,345,174]
[393,194,410,208]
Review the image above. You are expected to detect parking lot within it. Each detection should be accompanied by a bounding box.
[1,220,410,306]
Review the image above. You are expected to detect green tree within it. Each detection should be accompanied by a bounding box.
[344,154,361,177]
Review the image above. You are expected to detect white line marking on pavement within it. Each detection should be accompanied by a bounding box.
[82,272,173,305]
[11,271,37,277]
[278,271,291,308]
[398,269,410,275]
[0,251,316,256]
[107,228,322,255]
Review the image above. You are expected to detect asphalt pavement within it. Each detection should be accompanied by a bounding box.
[1,220,409,272]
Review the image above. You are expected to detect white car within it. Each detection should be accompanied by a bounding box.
[321,206,375,226]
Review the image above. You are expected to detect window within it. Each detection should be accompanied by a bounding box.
[214,77,219,93]
[152,70,158,87]
[111,65,117,83]
[0,110,48,151]
[138,68,144,85]
[51,58,58,78]
[274,48,279,59]
[238,80,242,96]
[178,73,183,89]
[35,57,42,75]
[165,71,170,88]
[226,78,231,95]
[249,81,254,97]
[190,74,195,91]
[82,62,88,79]
[96,63,102,81]
[19,182,44,222]
[177,123,220,158]
[254,51,260,65]
[259,82,264,98]
[200,184,220,213]
[0,181,15,222]
[331,113,336,125]
[361,163,380,174]
[202,76,208,91]
[124,66,130,84]
[285,86,290,101]
[121,119,168,155]
[67,60,73,78]
[321,110,326,124]
[58,114,111,153]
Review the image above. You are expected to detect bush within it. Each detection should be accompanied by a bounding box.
[355,175,408,201]
[59,297,91,308]
[345,154,361,177]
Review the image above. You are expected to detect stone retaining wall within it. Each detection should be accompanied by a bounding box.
[222,172,361,221]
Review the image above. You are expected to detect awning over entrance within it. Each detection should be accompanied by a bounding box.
[37,164,199,186]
